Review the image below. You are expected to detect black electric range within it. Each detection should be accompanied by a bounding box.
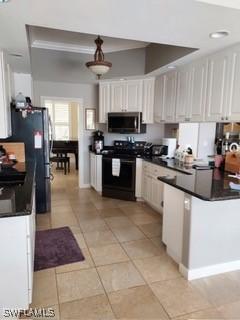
[102,141,146,201]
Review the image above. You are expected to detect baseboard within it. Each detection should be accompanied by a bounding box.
[179,260,240,280]
[79,183,91,189]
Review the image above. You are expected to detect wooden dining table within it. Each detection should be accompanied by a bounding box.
[52,140,79,170]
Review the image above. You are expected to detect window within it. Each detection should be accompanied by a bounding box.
[43,100,70,140]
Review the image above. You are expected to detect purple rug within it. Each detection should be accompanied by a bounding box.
[34,226,85,271]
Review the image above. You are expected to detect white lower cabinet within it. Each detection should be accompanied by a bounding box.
[90,152,102,193]
[141,161,171,213]
[141,160,185,219]
[162,184,185,263]
[0,188,36,313]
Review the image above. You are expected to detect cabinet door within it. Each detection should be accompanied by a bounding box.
[154,75,166,123]
[189,59,208,122]
[135,158,143,198]
[164,72,177,122]
[0,51,11,138]
[151,177,163,212]
[126,80,143,112]
[205,51,230,122]
[176,67,192,122]
[90,153,96,189]
[111,82,126,112]
[95,155,102,192]
[142,78,155,123]
[227,47,240,121]
[99,83,110,123]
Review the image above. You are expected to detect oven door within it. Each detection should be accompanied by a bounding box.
[102,157,136,192]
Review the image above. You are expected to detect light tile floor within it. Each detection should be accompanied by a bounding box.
[27,166,240,319]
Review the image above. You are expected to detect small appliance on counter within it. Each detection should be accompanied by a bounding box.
[151,145,168,157]
[160,138,177,158]
[143,142,153,156]
[92,130,104,154]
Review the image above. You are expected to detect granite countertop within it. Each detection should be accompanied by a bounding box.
[158,168,240,201]
[142,157,195,175]
[0,161,36,218]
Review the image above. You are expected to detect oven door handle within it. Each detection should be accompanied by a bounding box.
[103,158,135,164]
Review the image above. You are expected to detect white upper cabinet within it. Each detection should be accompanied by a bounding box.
[154,75,166,123]
[189,59,208,122]
[98,78,155,123]
[126,80,143,112]
[154,44,240,124]
[176,66,192,122]
[142,78,155,123]
[99,82,110,123]
[0,51,12,138]
[227,46,240,121]
[111,82,125,112]
[164,71,177,122]
[205,50,230,122]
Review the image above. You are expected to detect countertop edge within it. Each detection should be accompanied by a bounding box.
[158,176,240,202]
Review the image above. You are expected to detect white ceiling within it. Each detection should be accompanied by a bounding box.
[197,0,240,9]
[1,0,240,73]
[29,26,149,54]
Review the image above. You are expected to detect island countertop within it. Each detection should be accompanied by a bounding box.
[158,168,240,201]
[0,161,36,218]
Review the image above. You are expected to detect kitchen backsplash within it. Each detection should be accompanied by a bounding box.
[97,123,165,145]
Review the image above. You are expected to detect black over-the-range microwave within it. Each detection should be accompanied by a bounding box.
[108,112,146,134]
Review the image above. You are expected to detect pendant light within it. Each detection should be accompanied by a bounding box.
[86,36,112,79]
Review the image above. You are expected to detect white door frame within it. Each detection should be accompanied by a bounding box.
[40,96,87,188]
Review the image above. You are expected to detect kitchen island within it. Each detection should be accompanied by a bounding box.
[0,161,36,314]
[158,168,240,280]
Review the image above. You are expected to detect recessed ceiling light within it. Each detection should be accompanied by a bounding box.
[209,31,229,39]
[167,65,176,69]
[0,0,10,3]
[119,78,126,81]
[10,54,23,58]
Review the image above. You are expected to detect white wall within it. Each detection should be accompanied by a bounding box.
[13,73,33,99]
[33,80,97,107]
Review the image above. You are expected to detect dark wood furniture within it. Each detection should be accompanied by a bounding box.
[52,140,78,170]
[50,155,70,175]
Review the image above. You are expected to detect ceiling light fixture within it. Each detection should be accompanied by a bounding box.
[0,0,10,3]
[209,31,229,39]
[86,36,112,79]
[167,65,176,69]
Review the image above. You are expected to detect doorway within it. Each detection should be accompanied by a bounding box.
[41,96,87,188]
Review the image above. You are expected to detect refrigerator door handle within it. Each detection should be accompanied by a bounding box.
[49,116,54,154]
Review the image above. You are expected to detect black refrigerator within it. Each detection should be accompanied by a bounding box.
[6,107,51,213]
